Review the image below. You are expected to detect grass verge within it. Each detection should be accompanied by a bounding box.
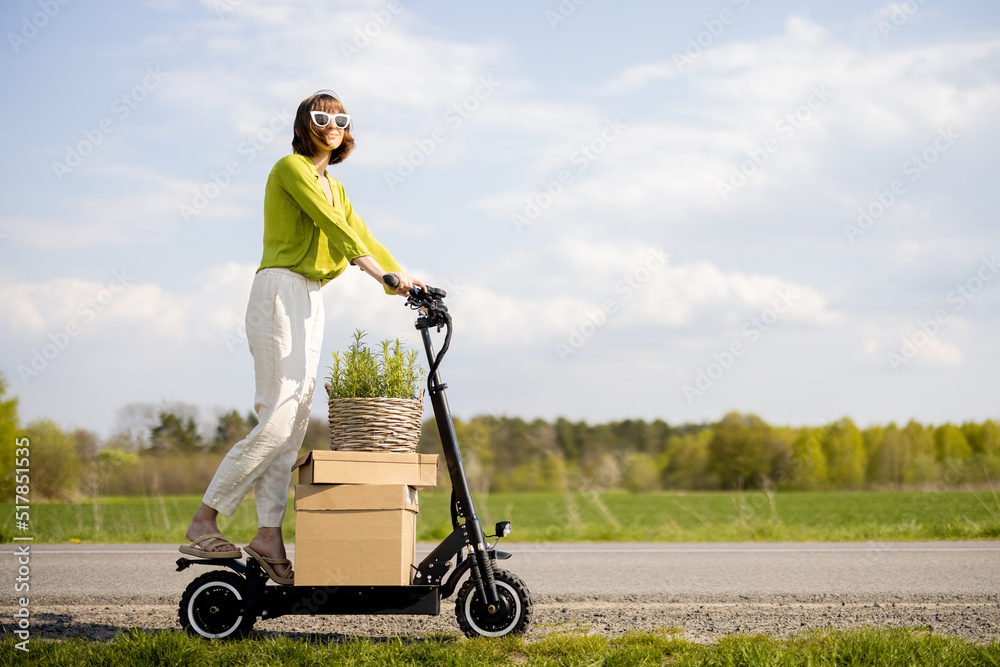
[3,627,999,666]
[2,489,1000,544]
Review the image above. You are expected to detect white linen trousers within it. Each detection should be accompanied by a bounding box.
[203,267,324,527]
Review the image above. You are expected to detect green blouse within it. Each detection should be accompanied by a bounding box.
[259,153,401,291]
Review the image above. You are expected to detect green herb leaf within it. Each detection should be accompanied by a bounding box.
[325,329,424,399]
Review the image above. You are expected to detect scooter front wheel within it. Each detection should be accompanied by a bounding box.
[179,570,256,639]
[455,568,533,638]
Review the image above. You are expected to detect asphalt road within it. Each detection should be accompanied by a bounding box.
[7,541,999,604]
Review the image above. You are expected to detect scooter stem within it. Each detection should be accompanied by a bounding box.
[419,326,501,608]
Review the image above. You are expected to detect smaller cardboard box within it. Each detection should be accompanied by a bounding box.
[293,484,419,587]
[292,450,438,488]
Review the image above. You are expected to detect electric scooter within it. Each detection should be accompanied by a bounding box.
[175,279,533,639]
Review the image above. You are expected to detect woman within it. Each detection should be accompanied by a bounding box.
[180,90,423,584]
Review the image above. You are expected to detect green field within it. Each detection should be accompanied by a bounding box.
[3,627,999,666]
[2,489,999,544]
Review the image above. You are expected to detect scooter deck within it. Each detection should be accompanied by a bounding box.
[258,584,441,620]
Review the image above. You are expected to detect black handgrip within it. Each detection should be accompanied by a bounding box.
[383,274,399,289]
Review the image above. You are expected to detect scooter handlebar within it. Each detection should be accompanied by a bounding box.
[383,275,445,302]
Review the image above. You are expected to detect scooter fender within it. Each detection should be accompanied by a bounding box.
[175,556,248,575]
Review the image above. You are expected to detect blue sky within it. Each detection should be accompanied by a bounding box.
[2,0,999,439]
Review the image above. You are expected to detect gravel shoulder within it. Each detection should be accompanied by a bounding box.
[3,596,998,645]
[4,542,998,644]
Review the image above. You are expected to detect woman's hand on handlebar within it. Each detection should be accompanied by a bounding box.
[385,271,425,296]
[352,256,423,296]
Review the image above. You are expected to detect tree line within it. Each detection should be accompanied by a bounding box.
[419,411,1000,494]
[1,375,997,500]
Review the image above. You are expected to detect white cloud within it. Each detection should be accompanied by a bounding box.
[0,263,254,345]
[1,161,261,249]
[537,16,1000,228]
[916,336,963,368]
[153,1,511,131]
[408,241,837,355]
[1,241,836,383]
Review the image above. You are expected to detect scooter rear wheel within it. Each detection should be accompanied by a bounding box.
[179,570,256,639]
[455,568,533,638]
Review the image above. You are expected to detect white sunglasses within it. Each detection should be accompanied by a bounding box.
[310,111,351,129]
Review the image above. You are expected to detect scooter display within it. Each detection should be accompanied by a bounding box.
[175,279,533,639]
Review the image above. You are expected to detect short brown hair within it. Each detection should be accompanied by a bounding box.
[291,90,355,165]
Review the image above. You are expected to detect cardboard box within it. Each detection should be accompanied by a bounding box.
[294,483,420,511]
[293,484,418,586]
[292,450,438,488]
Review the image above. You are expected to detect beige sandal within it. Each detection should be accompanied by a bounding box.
[244,546,294,585]
[178,533,241,559]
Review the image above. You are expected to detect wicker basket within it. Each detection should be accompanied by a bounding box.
[325,383,424,453]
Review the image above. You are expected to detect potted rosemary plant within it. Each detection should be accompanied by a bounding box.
[324,329,425,452]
